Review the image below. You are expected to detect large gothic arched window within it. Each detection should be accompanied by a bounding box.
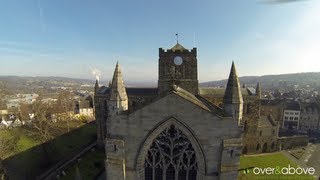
[144,125,198,180]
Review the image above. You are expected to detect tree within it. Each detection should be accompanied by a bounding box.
[19,103,32,122]
[32,100,54,143]
[0,81,12,96]
[54,90,74,132]
[0,136,16,160]
[7,107,19,121]
[30,100,56,166]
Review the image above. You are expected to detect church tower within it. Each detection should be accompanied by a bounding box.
[242,82,262,154]
[158,43,198,94]
[223,61,243,126]
[108,62,128,116]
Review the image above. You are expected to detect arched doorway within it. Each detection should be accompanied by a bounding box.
[271,142,275,151]
[242,145,248,154]
[144,124,198,180]
[262,143,267,153]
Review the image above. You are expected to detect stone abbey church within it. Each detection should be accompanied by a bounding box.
[94,43,278,180]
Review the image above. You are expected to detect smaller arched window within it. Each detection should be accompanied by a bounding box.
[262,143,268,153]
[230,149,234,157]
[242,146,248,154]
[256,144,261,151]
[271,142,275,150]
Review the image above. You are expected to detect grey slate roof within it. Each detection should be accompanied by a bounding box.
[260,98,283,106]
[284,100,300,111]
[170,43,187,52]
[300,102,319,113]
[97,87,158,96]
[198,87,250,96]
[172,86,211,112]
[246,87,256,96]
[125,87,158,96]
[258,115,277,127]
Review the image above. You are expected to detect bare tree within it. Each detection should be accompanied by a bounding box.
[7,107,19,121]
[19,103,32,122]
[30,100,57,166]
[54,90,74,132]
[0,132,18,160]
[0,138,13,160]
[32,100,54,142]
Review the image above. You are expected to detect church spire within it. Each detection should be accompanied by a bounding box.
[256,82,261,99]
[108,62,128,115]
[223,61,243,104]
[110,62,127,101]
[223,61,244,126]
[94,79,99,95]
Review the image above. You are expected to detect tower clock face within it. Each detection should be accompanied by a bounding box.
[173,56,183,65]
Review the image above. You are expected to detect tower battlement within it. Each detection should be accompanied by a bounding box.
[158,43,198,95]
[159,47,197,55]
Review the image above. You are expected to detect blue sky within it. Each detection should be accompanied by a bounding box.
[0,0,319,82]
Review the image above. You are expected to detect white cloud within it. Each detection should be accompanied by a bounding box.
[37,0,46,32]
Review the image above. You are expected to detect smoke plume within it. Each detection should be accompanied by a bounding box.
[90,68,102,81]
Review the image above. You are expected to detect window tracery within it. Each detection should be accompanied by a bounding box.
[144,125,198,180]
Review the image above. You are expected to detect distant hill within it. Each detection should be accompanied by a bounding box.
[0,76,94,84]
[0,76,96,94]
[200,72,320,89]
[0,76,157,95]
[1,72,319,95]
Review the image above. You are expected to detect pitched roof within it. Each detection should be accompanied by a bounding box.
[284,100,300,111]
[138,86,214,114]
[125,87,158,96]
[172,86,211,112]
[300,102,319,112]
[97,86,157,97]
[170,43,187,52]
[223,62,243,104]
[258,115,277,127]
[199,87,250,96]
[98,86,109,94]
[260,98,283,106]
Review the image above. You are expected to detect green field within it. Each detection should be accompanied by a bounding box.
[1,121,97,179]
[0,127,41,159]
[61,148,105,180]
[0,121,85,159]
[239,153,316,180]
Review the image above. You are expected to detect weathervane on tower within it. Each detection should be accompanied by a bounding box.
[175,33,179,43]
